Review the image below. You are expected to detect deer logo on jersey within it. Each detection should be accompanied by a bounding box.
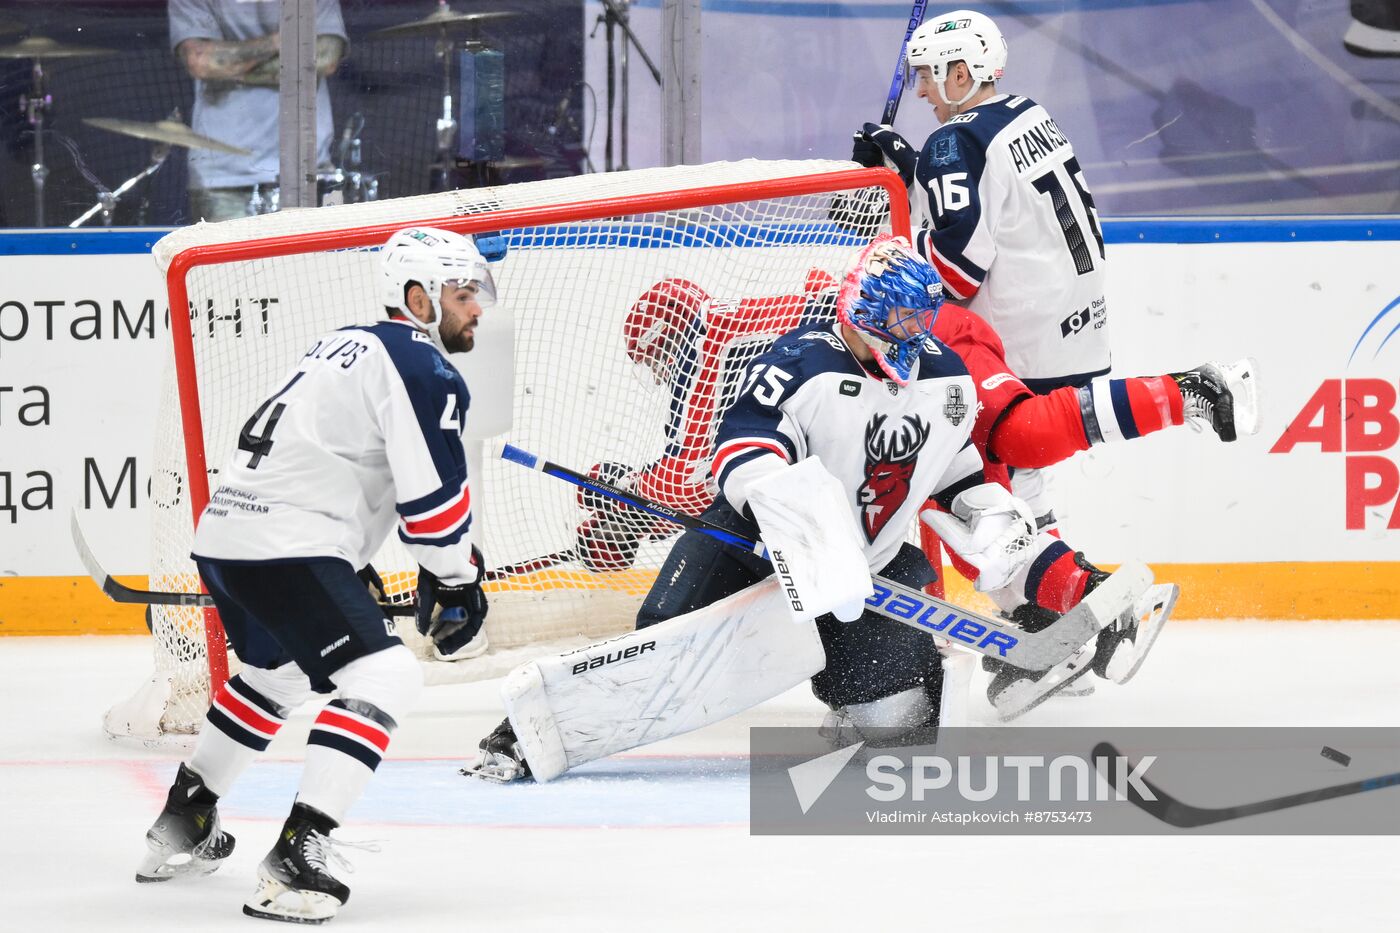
[858,414,931,541]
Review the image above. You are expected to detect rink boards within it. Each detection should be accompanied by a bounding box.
[0,221,1397,632]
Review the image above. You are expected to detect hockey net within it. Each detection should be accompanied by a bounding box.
[106,159,910,740]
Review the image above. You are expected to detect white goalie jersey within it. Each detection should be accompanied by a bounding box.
[712,321,985,573]
[191,319,480,585]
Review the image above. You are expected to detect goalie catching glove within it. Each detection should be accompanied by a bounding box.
[921,484,1036,593]
[416,547,489,661]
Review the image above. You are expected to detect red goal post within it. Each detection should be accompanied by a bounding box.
[109,160,910,741]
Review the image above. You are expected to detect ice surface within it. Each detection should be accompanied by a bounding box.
[3,622,1400,932]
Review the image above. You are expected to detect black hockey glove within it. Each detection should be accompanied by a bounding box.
[415,548,489,642]
[851,123,916,187]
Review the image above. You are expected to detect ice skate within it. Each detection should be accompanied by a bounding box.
[1172,358,1259,442]
[986,644,1095,721]
[461,717,531,783]
[135,763,235,883]
[244,803,375,925]
[984,604,1095,721]
[1093,583,1180,685]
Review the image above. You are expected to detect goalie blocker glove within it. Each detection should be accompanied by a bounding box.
[416,547,489,661]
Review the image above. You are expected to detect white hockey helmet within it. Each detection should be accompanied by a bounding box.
[379,227,497,351]
[907,10,1007,108]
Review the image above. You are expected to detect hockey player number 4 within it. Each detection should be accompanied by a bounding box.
[237,372,304,469]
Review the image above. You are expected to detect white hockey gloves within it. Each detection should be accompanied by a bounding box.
[745,457,873,623]
[921,484,1036,593]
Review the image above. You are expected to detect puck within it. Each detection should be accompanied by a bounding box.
[1320,746,1352,767]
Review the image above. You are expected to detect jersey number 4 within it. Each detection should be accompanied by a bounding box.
[238,372,304,469]
[1031,156,1105,276]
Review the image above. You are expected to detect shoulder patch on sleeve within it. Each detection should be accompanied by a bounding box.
[931,131,961,167]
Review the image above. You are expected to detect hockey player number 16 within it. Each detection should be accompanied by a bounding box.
[1031,156,1105,276]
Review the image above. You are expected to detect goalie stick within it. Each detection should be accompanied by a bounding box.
[495,442,1148,672]
[1094,741,1400,828]
[69,510,417,616]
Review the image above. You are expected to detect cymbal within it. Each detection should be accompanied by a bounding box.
[0,36,116,59]
[83,118,252,156]
[370,7,518,39]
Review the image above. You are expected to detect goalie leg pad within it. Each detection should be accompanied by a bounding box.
[501,578,827,782]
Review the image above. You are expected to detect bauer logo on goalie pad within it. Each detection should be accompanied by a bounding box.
[771,549,804,613]
[570,641,656,676]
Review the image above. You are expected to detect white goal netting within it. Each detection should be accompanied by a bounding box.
[106,159,905,740]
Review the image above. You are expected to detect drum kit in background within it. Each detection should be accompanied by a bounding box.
[0,2,548,227]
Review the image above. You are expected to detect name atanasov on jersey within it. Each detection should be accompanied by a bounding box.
[1008,117,1069,173]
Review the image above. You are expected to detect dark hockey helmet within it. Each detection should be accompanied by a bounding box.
[624,277,709,385]
[836,234,944,385]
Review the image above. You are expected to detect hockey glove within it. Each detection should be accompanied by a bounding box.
[416,548,488,645]
[851,123,916,187]
[921,484,1036,593]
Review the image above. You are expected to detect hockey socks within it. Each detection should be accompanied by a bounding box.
[1022,538,1100,615]
[191,674,290,796]
[298,699,395,824]
[1077,375,1183,445]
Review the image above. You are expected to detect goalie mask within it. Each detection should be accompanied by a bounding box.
[624,277,708,385]
[380,227,497,352]
[836,234,943,385]
[906,9,1007,108]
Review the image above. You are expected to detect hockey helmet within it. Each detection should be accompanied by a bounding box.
[624,277,708,385]
[906,10,1007,107]
[836,234,943,385]
[380,227,497,352]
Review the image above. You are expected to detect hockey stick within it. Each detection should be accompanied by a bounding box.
[881,0,930,125]
[495,442,1147,671]
[70,510,417,616]
[1094,741,1400,828]
[483,550,578,581]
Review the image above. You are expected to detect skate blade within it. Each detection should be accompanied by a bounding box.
[994,650,1095,722]
[135,844,227,883]
[459,754,528,784]
[243,874,341,925]
[1104,583,1179,685]
[1223,357,1260,438]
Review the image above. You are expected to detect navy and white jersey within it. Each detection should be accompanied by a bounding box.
[192,319,479,585]
[910,94,1110,387]
[712,322,985,573]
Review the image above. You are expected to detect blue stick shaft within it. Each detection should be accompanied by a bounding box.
[880,0,930,126]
